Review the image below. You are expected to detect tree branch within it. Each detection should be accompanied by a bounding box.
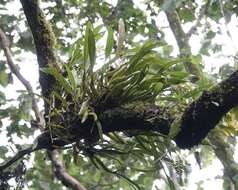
[0,28,44,129]
[47,150,87,190]
[0,146,34,171]
[187,1,209,38]
[165,10,201,82]
[164,6,238,189]
[35,105,171,150]
[175,70,238,148]
[19,1,88,189]
[1,70,238,173]
[20,0,59,112]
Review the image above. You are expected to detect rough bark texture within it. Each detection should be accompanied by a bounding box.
[36,106,172,150]
[165,7,238,189]
[19,1,88,189]
[20,0,58,110]
[175,71,238,148]
[2,2,238,189]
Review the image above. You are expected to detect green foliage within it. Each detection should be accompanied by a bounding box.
[1,0,238,189]
[0,63,12,87]
[38,22,193,189]
[105,26,114,58]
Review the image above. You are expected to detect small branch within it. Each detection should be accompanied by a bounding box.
[187,1,209,38]
[0,28,44,129]
[208,133,238,189]
[218,0,238,52]
[165,10,201,82]
[47,150,87,190]
[0,146,34,171]
[0,27,44,177]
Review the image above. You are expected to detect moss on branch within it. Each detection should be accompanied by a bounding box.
[20,0,58,109]
[175,71,238,148]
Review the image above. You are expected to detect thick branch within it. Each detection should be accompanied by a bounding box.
[35,106,171,150]
[175,70,238,148]
[20,0,58,110]
[31,71,238,150]
[2,74,238,170]
[19,1,87,189]
[165,7,238,150]
[166,7,238,189]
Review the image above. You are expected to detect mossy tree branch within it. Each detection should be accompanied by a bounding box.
[19,1,88,189]
[165,7,238,189]
[2,1,238,188]
[20,0,58,109]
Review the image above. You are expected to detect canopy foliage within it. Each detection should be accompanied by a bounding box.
[0,0,238,189]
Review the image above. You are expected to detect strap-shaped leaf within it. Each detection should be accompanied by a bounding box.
[64,65,77,90]
[88,27,96,68]
[116,18,125,57]
[128,41,158,73]
[105,26,114,58]
[47,65,72,94]
[69,39,82,66]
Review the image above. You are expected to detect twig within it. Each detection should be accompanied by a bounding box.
[187,1,209,38]
[0,28,44,129]
[218,0,238,52]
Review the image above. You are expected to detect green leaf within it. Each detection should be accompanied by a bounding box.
[128,41,157,72]
[105,26,114,58]
[116,18,126,56]
[191,54,202,65]
[168,71,189,79]
[48,65,72,94]
[81,109,88,123]
[0,146,8,159]
[52,91,67,108]
[69,39,82,66]
[88,27,96,67]
[64,65,77,90]
[153,82,164,94]
[0,70,10,87]
[84,22,91,65]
